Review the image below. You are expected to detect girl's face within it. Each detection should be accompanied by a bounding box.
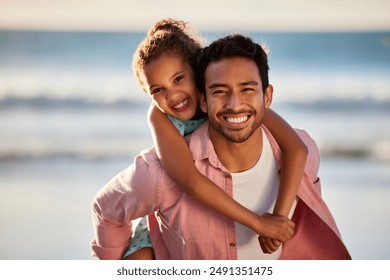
[141,53,200,121]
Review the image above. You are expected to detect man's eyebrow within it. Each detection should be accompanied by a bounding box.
[208,81,259,89]
[208,83,227,89]
[239,81,259,86]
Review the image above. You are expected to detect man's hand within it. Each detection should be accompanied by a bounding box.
[258,236,282,254]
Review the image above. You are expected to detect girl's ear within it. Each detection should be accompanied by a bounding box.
[200,94,207,113]
[264,84,273,108]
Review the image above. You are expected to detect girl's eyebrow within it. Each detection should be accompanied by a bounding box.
[171,70,185,79]
[148,70,186,90]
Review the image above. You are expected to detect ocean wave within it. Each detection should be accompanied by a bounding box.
[1,140,388,163]
[0,150,132,161]
[319,140,390,163]
[277,98,390,113]
[271,71,390,104]
[1,65,388,112]
[0,139,153,162]
[1,95,389,113]
[0,95,149,110]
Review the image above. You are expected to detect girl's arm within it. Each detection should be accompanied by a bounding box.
[147,105,294,242]
[263,108,308,217]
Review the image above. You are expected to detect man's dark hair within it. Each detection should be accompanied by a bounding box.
[197,34,269,94]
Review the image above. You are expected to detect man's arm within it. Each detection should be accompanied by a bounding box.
[91,198,132,260]
[91,154,158,259]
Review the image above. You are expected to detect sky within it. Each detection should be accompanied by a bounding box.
[0,0,389,32]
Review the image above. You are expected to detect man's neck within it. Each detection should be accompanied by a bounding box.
[210,127,263,173]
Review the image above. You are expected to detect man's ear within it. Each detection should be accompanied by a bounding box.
[264,85,273,108]
[200,94,208,113]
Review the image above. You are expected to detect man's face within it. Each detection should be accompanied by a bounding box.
[201,56,272,143]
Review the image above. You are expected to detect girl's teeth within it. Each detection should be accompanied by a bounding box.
[226,116,248,124]
[174,99,188,109]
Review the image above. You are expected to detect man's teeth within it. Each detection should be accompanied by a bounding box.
[226,116,248,124]
[174,99,188,109]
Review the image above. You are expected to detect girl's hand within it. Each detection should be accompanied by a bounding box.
[254,213,295,242]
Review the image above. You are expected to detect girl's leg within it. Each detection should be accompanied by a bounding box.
[124,247,155,260]
[123,216,155,260]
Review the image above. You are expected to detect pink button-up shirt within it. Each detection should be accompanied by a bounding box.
[91,122,350,260]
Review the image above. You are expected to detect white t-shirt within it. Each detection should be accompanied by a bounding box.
[232,129,296,260]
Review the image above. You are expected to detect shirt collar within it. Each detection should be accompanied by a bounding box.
[188,121,229,172]
[188,121,282,172]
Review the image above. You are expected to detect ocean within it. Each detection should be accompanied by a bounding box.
[0,30,389,259]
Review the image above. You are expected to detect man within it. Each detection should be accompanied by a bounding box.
[91,34,350,260]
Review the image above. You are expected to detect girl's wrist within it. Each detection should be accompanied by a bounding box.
[252,216,265,236]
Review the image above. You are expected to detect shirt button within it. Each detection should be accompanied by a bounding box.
[229,242,236,247]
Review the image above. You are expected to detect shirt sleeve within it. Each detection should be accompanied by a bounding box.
[90,151,159,259]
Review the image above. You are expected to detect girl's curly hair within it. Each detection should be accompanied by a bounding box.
[132,18,204,93]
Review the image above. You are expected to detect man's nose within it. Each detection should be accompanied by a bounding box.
[226,92,242,109]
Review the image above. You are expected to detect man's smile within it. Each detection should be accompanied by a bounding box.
[225,115,248,124]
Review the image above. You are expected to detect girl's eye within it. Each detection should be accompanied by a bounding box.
[151,88,163,94]
[174,75,184,83]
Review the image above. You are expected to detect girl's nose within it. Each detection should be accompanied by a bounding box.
[166,89,180,102]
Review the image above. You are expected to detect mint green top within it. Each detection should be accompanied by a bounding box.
[168,116,207,136]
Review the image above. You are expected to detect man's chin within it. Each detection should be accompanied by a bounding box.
[221,130,252,144]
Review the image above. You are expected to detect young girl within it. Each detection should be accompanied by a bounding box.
[124,19,307,259]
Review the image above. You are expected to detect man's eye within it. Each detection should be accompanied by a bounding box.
[212,90,226,95]
[243,88,254,92]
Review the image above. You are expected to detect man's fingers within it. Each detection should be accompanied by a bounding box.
[271,238,281,247]
[258,236,269,253]
[265,238,279,253]
[259,236,282,254]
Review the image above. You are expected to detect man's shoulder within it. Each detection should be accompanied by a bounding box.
[95,147,162,204]
[263,125,320,176]
[105,147,160,183]
[132,147,164,177]
[102,147,162,191]
[137,146,160,163]
[292,129,321,180]
[263,125,319,155]
[293,129,320,161]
